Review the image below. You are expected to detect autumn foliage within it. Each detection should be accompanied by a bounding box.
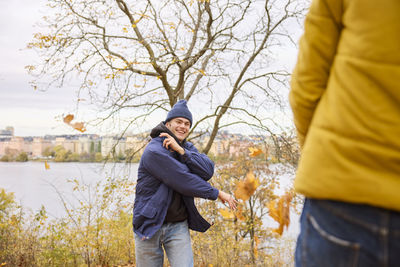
[0,146,298,266]
[192,147,297,266]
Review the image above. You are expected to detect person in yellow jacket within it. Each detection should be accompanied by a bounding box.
[289,0,400,265]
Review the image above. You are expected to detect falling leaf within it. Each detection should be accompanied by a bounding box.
[219,208,235,219]
[44,161,50,170]
[267,191,293,235]
[63,114,87,133]
[234,204,246,221]
[71,122,86,133]
[122,27,128,33]
[63,114,74,124]
[234,171,259,201]
[248,147,262,157]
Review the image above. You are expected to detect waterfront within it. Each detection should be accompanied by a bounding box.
[0,161,300,237]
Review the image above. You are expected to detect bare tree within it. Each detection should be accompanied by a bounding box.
[28,0,307,154]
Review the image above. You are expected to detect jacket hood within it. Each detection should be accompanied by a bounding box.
[150,122,186,146]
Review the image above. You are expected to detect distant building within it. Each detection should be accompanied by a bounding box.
[125,134,148,158]
[77,136,91,154]
[32,137,52,158]
[101,136,126,158]
[0,136,31,157]
[55,137,77,153]
[0,126,14,138]
[0,138,10,156]
[0,126,280,159]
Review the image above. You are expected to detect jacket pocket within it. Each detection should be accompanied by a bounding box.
[140,204,157,218]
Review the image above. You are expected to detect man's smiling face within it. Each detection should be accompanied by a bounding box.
[165,117,190,142]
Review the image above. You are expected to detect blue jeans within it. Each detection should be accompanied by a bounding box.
[295,198,400,267]
[135,220,193,267]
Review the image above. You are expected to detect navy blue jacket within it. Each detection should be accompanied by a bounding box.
[133,123,219,240]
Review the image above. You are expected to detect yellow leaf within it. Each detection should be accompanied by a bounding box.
[234,171,259,201]
[122,27,128,33]
[219,208,235,219]
[132,24,137,28]
[198,69,206,76]
[25,65,36,71]
[248,147,262,157]
[267,191,293,235]
[44,161,50,170]
[63,114,74,124]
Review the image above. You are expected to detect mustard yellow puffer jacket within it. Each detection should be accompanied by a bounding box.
[290,0,400,211]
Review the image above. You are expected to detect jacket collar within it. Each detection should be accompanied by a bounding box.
[150,122,186,146]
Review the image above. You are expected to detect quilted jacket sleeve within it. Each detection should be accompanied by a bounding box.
[289,0,343,147]
[179,142,214,181]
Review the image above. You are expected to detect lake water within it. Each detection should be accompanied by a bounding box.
[0,161,300,238]
[0,161,138,217]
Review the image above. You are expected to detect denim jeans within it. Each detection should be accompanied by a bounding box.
[135,220,193,267]
[295,198,400,267]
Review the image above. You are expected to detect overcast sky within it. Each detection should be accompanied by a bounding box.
[0,0,87,136]
[0,0,302,137]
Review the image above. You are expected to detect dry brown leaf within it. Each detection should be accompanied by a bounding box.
[234,205,246,221]
[234,171,259,201]
[71,122,86,133]
[63,114,87,133]
[248,147,262,157]
[63,114,74,124]
[267,191,293,235]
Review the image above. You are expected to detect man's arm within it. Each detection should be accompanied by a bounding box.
[141,147,219,200]
[159,133,214,180]
[179,143,214,181]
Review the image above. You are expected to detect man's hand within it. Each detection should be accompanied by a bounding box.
[218,191,238,210]
[159,133,185,155]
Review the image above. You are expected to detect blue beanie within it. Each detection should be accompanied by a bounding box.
[165,100,193,127]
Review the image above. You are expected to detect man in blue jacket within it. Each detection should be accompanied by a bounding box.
[133,100,237,267]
